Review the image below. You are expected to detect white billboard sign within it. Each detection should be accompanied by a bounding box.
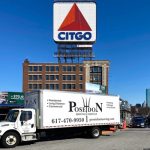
[53,2,96,43]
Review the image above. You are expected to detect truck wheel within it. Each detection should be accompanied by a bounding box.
[90,127,101,138]
[1,132,20,148]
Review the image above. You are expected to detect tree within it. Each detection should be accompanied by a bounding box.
[131,106,150,116]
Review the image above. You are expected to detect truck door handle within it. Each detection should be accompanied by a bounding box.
[21,121,24,126]
[31,124,34,128]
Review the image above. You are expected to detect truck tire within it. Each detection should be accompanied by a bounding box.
[90,127,101,138]
[1,132,20,148]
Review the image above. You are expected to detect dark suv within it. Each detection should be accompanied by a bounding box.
[130,117,145,128]
[145,116,150,127]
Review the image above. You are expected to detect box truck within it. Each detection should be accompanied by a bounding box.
[0,90,120,148]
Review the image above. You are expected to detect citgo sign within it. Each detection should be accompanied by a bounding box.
[53,2,96,42]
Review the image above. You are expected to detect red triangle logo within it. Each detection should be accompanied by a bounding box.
[58,3,92,31]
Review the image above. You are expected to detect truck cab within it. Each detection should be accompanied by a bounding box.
[0,108,37,148]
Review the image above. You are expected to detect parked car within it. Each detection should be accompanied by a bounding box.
[130,116,145,128]
[144,116,150,127]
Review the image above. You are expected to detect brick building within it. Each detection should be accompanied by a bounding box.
[23,59,109,94]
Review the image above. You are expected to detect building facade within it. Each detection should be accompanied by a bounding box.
[146,89,150,107]
[23,59,109,93]
[83,60,109,93]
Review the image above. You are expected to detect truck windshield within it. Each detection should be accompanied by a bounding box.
[5,110,19,122]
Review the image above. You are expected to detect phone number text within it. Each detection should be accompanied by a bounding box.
[51,118,84,124]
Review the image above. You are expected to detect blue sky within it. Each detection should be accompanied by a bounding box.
[0,0,150,105]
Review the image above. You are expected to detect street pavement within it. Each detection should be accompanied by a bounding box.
[1,128,150,150]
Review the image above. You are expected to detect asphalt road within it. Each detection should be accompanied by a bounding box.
[1,128,150,150]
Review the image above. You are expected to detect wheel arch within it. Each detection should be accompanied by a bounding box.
[2,129,22,143]
[89,126,101,138]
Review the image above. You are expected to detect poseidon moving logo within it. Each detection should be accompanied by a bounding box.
[53,2,96,42]
[69,97,103,113]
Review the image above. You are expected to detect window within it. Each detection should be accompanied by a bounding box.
[28,84,42,90]
[29,75,32,80]
[79,66,83,72]
[50,84,54,89]
[33,84,37,89]
[67,66,72,71]
[28,66,42,72]
[56,66,59,71]
[39,66,42,71]
[93,75,99,81]
[46,66,49,71]
[90,66,102,73]
[62,66,66,72]
[5,110,19,122]
[46,66,59,72]
[72,66,76,71]
[45,75,59,80]
[62,84,66,89]
[39,75,42,80]
[33,75,38,80]
[56,75,59,80]
[67,75,71,80]
[79,84,83,89]
[50,75,55,80]
[55,84,59,90]
[99,67,102,72]
[72,75,76,80]
[62,84,76,90]
[46,84,49,89]
[93,66,98,72]
[79,75,83,81]
[50,66,55,72]
[29,75,42,81]
[46,75,49,80]
[63,75,76,80]
[29,84,32,89]
[33,66,38,71]
[20,111,32,121]
[90,74,102,84]
[28,66,32,72]
[63,75,66,80]
[67,84,71,89]
[72,84,76,89]
[39,84,42,89]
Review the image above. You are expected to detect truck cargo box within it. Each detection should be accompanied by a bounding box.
[25,90,120,129]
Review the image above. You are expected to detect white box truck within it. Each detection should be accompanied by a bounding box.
[0,90,120,148]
